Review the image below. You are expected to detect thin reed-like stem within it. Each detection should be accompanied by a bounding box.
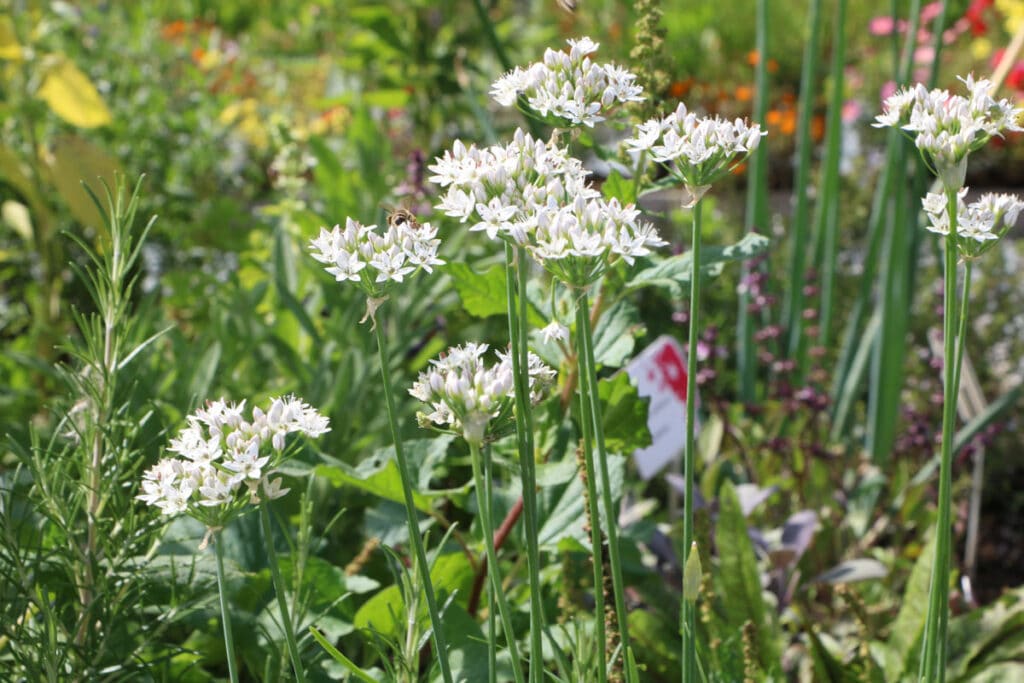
[504,244,545,681]
[682,200,703,683]
[573,295,607,683]
[577,288,634,681]
[214,533,240,683]
[919,192,964,683]
[372,311,453,683]
[470,440,526,683]
[260,503,307,683]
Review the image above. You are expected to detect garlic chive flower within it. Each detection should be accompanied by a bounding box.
[491,36,644,128]
[626,102,765,196]
[874,75,1024,191]
[138,396,329,526]
[922,189,1024,259]
[429,128,598,244]
[308,216,444,297]
[410,342,555,445]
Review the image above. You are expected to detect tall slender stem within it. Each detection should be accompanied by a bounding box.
[578,289,634,680]
[484,444,499,683]
[373,311,454,683]
[574,296,607,683]
[919,192,961,682]
[505,244,545,681]
[682,200,703,683]
[214,533,240,683]
[260,503,308,683]
[469,440,526,683]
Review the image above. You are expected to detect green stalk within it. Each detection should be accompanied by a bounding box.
[213,533,240,683]
[469,440,526,683]
[373,311,454,683]
[738,0,770,403]
[574,294,607,683]
[681,200,703,683]
[782,0,823,364]
[260,503,307,683]
[484,445,498,683]
[504,244,545,682]
[919,193,962,682]
[577,289,634,681]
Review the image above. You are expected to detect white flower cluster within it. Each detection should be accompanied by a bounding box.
[430,130,665,286]
[875,75,1023,188]
[531,194,666,286]
[309,216,444,294]
[490,37,644,128]
[626,102,765,191]
[922,189,1024,257]
[410,343,555,444]
[429,128,597,242]
[138,397,330,522]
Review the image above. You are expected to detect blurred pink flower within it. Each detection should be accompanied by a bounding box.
[921,2,943,23]
[880,81,897,102]
[869,16,905,36]
[915,46,936,64]
[842,100,862,123]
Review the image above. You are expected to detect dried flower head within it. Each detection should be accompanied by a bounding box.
[138,396,329,526]
[410,343,555,444]
[625,102,765,195]
[875,75,1024,190]
[491,37,644,128]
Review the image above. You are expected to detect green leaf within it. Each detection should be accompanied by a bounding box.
[538,453,626,551]
[716,480,779,673]
[598,371,651,454]
[48,135,121,227]
[592,299,640,368]
[36,56,113,128]
[886,534,936,681]
[625,232,771,298]
[315,437,456,513]
[446,262,507,319]
[309,626,380,683]
[602,169,638,204]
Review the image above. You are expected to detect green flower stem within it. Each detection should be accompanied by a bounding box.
[469,440,526,683]
[574,294,607,683]
[919,191,964,682]
[577,289,634,681]
[682,199,703,683]
[213,533,240,683]
[260,503,307,683]
[504,244,546,682]
[373,311,454,683]
[484,445,498,683]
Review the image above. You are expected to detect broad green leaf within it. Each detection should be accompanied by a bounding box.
[592,299,640,368]
[716,480,780,673]
[538,453,625,550]
[36,56,113,128]
[625,232,771,298]
[601,169,638,204]
[447,262,506,319]
[48,135,121,227]
[598,371,651,454]
[886,534,936,681]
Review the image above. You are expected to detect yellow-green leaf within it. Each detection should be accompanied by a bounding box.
[47,135,121,227]
[36,56,112,128]
[0,15,23,61]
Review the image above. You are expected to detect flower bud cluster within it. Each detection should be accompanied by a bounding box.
[309,216,444,295]
[874,75,1023,189]
[490,37,644,128]
[626,102,765,192]
[922,189,1024,259]
[138,397,329,525]
[410,343,555,444]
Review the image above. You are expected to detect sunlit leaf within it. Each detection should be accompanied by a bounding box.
[36,56,113,128]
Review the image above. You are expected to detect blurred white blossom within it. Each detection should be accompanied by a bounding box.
[410,343,555,444]
[138,396,329,524]
[491,36,644,128]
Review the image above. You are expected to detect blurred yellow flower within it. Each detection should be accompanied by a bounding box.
[219,98,267,148]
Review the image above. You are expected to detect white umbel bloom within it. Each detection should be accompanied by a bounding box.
[922,188,1024,258]
[138,396,329,524]
[625,102,765,192]
[309,216,444,295]
[410,343,555,444]
[491,37,644,128]
[875,75,1024,190]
